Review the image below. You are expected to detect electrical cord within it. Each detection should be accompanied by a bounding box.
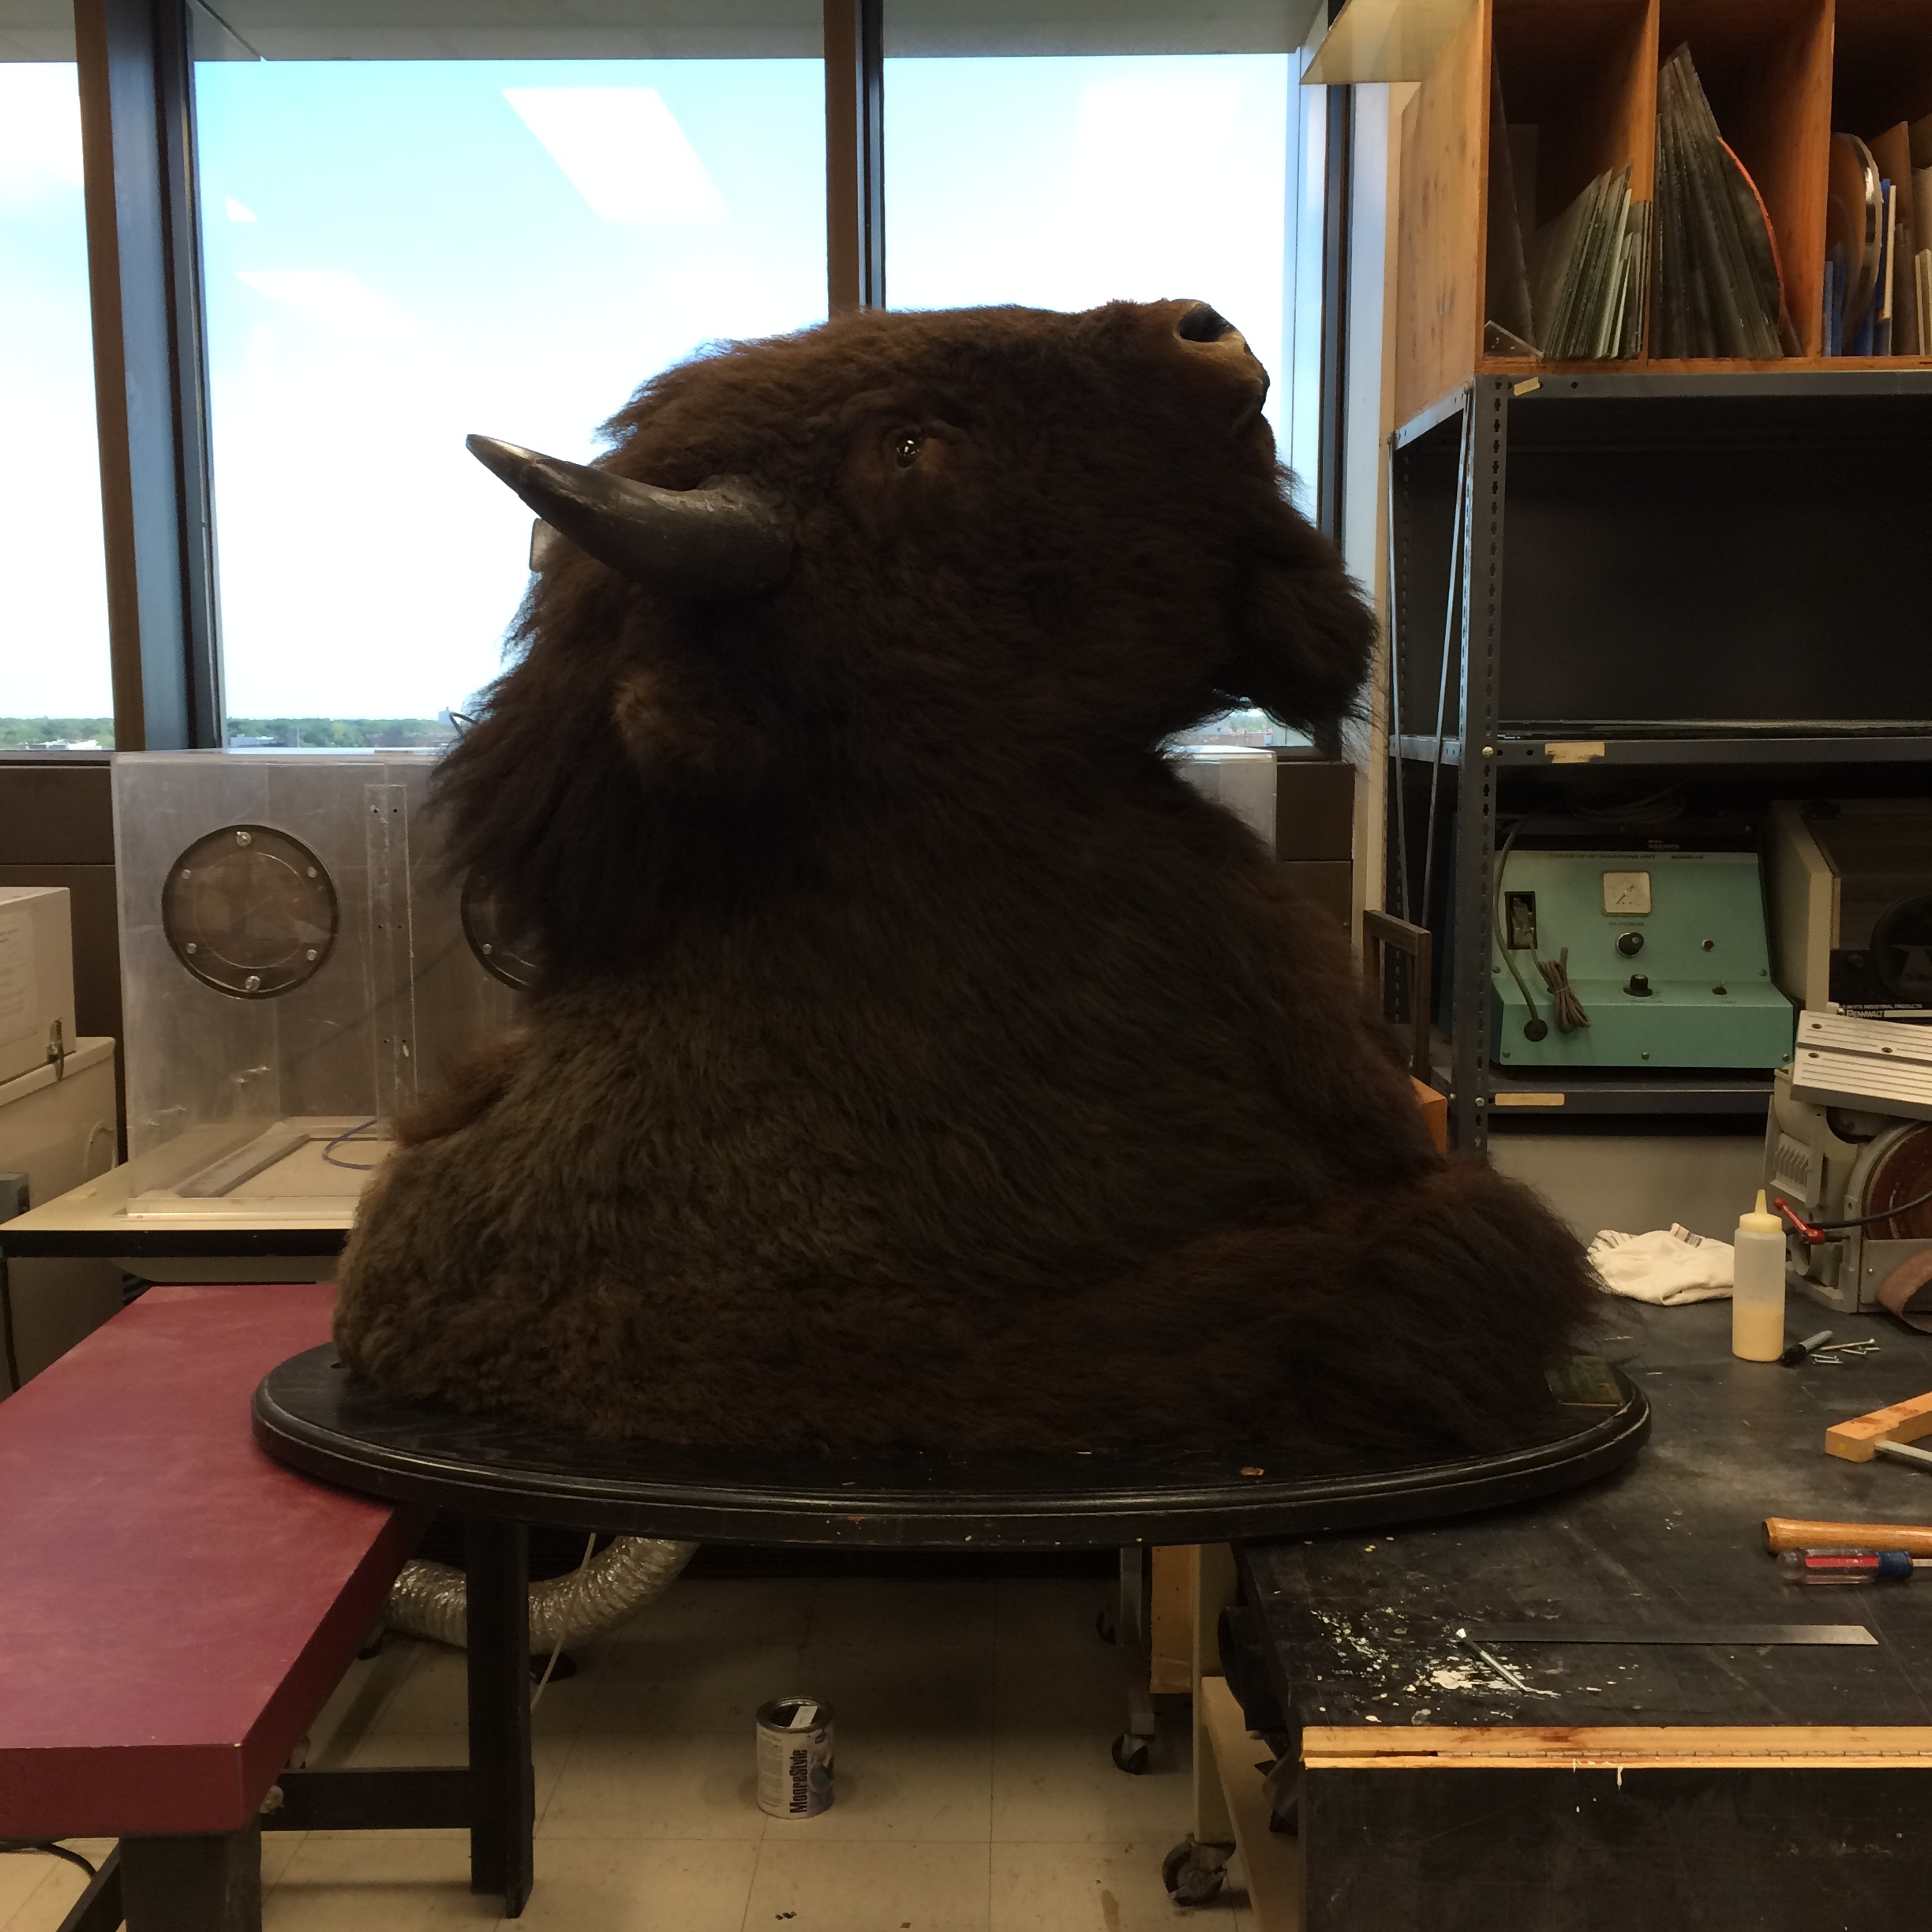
[1491,820,1549,1041]
[0,1841,98,1879]
[1493,822,1597,1038]
[321,1117,385,1172]
[1777,1187,1932,1236]
[1537,949,1592,1033]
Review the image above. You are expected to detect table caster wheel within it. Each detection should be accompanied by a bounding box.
[1095,1609,1117,1644]
[1110,1733,1151,1774]
[1162,1840,1230,1908]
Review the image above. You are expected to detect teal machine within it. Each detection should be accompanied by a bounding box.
[1489,848,1795,1069]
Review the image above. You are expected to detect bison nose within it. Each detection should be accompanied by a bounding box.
[1175,301,1237,344]
[1166,298,1269,406]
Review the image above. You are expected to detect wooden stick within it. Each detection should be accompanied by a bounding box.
[1303,1724,1932,1770]
[1765,1515,1932,1556]
[1823,1389,1932,1462]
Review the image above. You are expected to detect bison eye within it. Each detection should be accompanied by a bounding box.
[893,431,926,468]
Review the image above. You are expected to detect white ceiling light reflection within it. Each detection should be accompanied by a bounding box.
[0,66,84,197]
[234,270,418,343]
[503,87,726,225]
[225,195,260,223]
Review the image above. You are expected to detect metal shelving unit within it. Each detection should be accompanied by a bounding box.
[1399,733,1932,768]
[1386,371,1932,1154]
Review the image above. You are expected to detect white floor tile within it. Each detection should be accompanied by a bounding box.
[516,1838,758,1931]
[263,1834,497,1930]
[55,1574,1218,1932]
[0,1842,111,1932]
[541,1730,770,1841]
[1,1833,308,1929]
[305,1642,421,1765]
[990,1730,1192,1846]
[745,1837,992,1932]
[991,1648,1191,1844]
[264,1831,308,1891]
[0,1852,64,1927]
[365,1640,588,1744]
[990,1841,1252,1931]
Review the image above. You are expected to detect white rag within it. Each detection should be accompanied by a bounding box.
[1587,1224,1734,1305]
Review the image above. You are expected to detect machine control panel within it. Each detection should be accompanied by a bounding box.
[1491,848,1794,1069]
[1601,871,1653,915]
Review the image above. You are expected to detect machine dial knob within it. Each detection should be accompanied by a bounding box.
[1617,930,1645,957]
[1624,973,1653,997]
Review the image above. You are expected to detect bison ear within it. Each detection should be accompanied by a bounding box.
[1215,553,1376,735]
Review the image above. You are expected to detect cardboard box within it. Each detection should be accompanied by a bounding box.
[1274,756,1357,863]
[0,886,77,1086]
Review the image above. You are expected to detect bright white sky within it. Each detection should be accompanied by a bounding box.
[1,54,1293,724]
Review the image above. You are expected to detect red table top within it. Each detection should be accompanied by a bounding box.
[0,1283,423,1836]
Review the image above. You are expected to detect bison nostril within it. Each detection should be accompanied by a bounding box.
[1175,301,1235,344]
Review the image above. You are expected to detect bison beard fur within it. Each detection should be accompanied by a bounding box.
[334,299,1599,1458]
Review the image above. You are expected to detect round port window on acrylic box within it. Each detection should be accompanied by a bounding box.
[111,753,522,1234]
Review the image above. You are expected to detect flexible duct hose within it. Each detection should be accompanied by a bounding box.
[385,1535,698,1652]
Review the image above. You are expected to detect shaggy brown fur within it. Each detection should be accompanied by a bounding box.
[334,299,1597,1455]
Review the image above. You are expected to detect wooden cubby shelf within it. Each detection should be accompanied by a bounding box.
[1398,0,1932,422]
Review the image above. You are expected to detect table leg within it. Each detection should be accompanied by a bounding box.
[1190,1542,1240,1848]
[120,1829,260,1932]
[48,1844,121,1932]
[1112,1543,1158,1773]
[466,1515,534,1916]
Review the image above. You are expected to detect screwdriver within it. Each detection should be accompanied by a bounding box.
[1778,1547,1932,1584]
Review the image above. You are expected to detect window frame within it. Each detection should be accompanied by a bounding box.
[70,0,1339,748]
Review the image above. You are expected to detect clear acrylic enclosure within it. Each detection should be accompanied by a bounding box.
[113,751,519,1222]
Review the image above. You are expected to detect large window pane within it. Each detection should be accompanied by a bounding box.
[194,8,826,745]
[886,44,1309,747]
[1,9,114,750]
[886,54,1290,376]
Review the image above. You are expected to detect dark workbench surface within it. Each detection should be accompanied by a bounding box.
[1243,1299,1932,1732]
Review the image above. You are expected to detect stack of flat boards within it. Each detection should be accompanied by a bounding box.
[1652,44,1792,360]
[1485,58,1648,361]
[1527,167,1649,361]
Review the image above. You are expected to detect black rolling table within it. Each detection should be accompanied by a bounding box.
[252,1346,1648,1918]
[1239,1301,1932,1931]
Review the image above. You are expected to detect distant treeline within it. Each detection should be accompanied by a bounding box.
[0,718,456,751]
[225,718,457,748]
[0,718,114,749]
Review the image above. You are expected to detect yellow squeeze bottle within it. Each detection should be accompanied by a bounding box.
[1732,1189,1787,1362]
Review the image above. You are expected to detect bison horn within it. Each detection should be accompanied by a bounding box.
[466,435,792,598]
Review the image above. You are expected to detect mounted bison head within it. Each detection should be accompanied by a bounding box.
[336,298,1597,1460]
[440,298,1372,978]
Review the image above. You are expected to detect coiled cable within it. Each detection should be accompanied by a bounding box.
[1536,949,1592,1033]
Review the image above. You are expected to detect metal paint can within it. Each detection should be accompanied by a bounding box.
[754,1696,835,1818]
